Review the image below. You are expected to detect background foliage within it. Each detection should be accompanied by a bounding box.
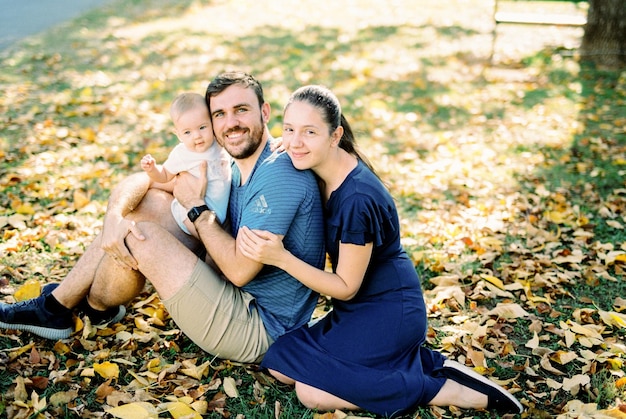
[1,0,625,418]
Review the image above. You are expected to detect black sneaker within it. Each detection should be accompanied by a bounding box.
[41,282,59,296]
[0,295,73,340]
[43,284,125,326]
[77,298,126,326]
[440,360,523,414]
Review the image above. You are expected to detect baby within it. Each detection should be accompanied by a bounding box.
[141,92,231,238]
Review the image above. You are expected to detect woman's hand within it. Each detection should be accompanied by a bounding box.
[269,137,284,152]
[238,226,287,267]
[100,216,145,270]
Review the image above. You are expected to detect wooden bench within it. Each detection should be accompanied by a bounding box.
[491,1,588,62]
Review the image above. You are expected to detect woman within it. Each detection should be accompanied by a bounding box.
[238,85,523,417]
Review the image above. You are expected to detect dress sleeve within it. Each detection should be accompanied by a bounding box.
[329,193,397,247]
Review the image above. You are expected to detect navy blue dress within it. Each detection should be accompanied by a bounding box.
[261,161,447,417]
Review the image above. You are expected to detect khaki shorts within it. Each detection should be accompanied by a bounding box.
[163,259,273,363]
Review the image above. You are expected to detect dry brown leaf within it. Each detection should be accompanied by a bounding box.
[485,303,530,319]
[525,331,540,349]
[550,350,578,365]
[180,360,211,380]
[540,354,565,376]
[223,376,239,398]
[105,402,160,419]
[49,389,79,407]
[13,376,28,402]
[562,374,590,396]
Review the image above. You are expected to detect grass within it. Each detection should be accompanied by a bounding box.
[1,0,626,418]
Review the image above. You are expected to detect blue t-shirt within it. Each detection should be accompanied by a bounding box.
[229,142,325,340]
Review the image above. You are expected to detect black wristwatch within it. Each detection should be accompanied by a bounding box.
[187,205,211,223]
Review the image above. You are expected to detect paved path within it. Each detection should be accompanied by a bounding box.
[0,0,111,51]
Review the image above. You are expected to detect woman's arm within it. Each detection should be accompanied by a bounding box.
[238,226,372,301]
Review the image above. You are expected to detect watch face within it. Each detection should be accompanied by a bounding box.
[188,205,208,222]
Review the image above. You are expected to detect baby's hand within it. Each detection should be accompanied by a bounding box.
[141,154,156,172]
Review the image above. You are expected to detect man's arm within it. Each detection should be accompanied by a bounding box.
[174,165,263,286]
[192,210,263,286]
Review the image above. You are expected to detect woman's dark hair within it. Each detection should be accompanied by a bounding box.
[285,85,376,173]
[205,71,265,113]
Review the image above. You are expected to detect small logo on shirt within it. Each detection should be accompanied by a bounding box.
[253,194,272,214]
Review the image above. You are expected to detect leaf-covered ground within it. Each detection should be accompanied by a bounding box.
[1,0,625,418]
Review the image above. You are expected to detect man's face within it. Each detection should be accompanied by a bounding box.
[209,84,266,160]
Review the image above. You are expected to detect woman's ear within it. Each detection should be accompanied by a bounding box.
[331,126,344,147]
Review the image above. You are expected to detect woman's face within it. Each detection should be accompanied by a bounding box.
[282,101,335,171]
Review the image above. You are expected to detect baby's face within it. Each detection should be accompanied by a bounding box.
[174,105,215,153]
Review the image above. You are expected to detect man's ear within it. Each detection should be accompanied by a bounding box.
[261,102,271,123]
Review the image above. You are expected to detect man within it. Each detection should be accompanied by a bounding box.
[0,72,325,363]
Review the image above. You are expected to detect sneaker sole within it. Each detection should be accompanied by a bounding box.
[442,359,523,413]
[92,305,126,327]
[0,320,72,340]
[109,305,126,325]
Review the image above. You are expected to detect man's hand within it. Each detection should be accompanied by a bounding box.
[100,216,145,270]
[174,161,208,210]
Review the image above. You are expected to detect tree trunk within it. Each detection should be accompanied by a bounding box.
[580,0,626,70]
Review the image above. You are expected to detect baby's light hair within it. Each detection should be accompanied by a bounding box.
[170,92,207,122]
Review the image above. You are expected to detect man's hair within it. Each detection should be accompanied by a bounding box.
[205,71,265,112]
[170,92,207,122]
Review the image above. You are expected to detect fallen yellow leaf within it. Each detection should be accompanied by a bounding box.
[13,279,42,302]
[480,274,505,290]
[93,361,120,380]
[599,310,626,329]
[166,401,202,419]
[105,402,159,419]
[14,202,35,215]
[72,189,91,210]
[8,342,35,361]
[616,377,626,388]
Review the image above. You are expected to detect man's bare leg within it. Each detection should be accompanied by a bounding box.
[123,221,199,301]
[51,188,199,310]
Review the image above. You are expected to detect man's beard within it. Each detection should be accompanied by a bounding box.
[221,120,264,160]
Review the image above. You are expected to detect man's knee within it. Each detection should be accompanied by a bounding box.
[125,221,161,255]
[128,189,174,225]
